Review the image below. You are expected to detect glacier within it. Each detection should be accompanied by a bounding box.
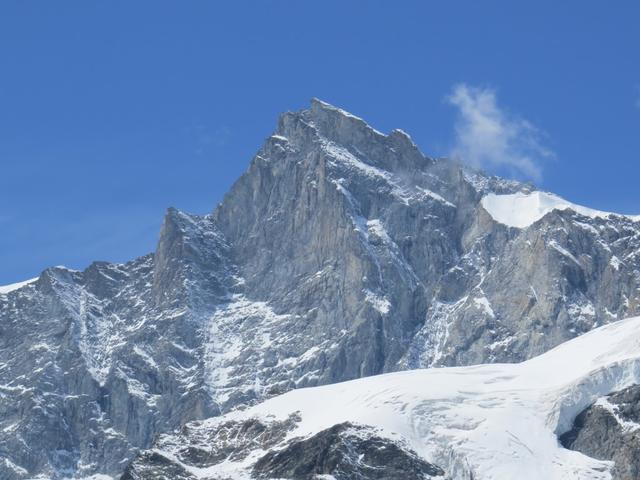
[128,315,640,479]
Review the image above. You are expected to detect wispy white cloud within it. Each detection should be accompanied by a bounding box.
[446,84,553,181]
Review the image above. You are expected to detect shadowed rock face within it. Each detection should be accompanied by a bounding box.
[121,419,444,480]
[121,415,302,480]
[1,99,640,479]
[561,385,640,480]
[252,423,444,480]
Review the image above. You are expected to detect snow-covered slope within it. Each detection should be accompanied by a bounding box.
[128,316,640,480]
[481,191,640,228]
[0,277,38,295]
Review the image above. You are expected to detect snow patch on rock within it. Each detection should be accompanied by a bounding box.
[0,277,38,295]
[364,289,391,315]
[481,191,640,229]
[593,396,640,434]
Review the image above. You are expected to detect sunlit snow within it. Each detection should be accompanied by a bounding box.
[184,316,640,480]
[0,277,38,295]
[481,191,640,229]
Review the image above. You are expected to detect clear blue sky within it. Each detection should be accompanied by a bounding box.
[1,1,639,284]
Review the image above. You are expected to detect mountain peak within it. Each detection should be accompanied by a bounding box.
[270,99,429,176]
[309,97,374,125]
[305,97,385,139]
[273,98,382,146]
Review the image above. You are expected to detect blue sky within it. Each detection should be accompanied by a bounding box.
[1,1,639,284]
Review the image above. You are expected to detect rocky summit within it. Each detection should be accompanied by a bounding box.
[1,99,640,479]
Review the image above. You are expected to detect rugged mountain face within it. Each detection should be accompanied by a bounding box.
[561,385,640,480]
[1,99,639,479]
[0,214,227,479]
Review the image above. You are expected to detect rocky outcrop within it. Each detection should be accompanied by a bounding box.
[561,385,640,480]
[252,423,444,480]
[1,99,639,479]
[121,419,444,480]
[121,415,302,480]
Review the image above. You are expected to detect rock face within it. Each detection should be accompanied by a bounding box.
[122,419,444,480]
[0,213,227,479]
[1,99,639,479]
[251,423,444,480]
[121,415,302,480]
[561,385,640,480]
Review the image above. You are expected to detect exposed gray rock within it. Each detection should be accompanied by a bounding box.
[121,414,301,480]
[252,422,444,480]
[121,419,444,480]
[1,98,639,478]
[0,213,228,479]
[561,385,640,480]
